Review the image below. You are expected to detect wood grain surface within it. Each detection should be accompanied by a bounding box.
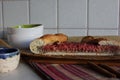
[0,36,120,65]
[20,36,120,65]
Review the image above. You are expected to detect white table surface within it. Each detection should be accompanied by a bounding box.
[0,62,43,80]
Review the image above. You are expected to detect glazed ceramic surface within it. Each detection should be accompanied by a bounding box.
[7,24,44,49]
[0,48,20,73]
[0,48,19,59]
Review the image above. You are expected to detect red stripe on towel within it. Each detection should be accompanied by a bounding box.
[61,64,98,80]
[30,63,120,80]
[36,64,98,80]
[37,64,72,80]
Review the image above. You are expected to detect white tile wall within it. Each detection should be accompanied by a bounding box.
[89,0,119,29]
[44,29,58,34]
[89,29,118,36]
[3,0,29,27]
[30,0,57,29]
[0,0,119,39]
[2,0,29,38]
[59,29,87,36]
[58,0,87,28]
[0,1,3,38]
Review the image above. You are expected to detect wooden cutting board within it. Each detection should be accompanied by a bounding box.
[0,36,120,65]
[20,36,120,66]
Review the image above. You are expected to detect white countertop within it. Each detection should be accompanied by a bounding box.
[0,62,43,80]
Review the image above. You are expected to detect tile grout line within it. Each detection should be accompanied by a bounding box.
[56,0,59,33]
[44,27,118,30]
[27,0,30,24]
[118,0,120,35]
[86,0,89,36]
[1,0,5,39]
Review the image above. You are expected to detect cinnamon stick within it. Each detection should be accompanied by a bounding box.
[87,62,116,78]
[98,64,120,78]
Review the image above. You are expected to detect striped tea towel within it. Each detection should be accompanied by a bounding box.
[29,62,120,80]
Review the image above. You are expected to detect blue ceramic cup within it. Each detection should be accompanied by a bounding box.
[0,48,20,73]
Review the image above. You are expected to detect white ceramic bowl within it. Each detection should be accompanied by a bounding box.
[7,24,44,49]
